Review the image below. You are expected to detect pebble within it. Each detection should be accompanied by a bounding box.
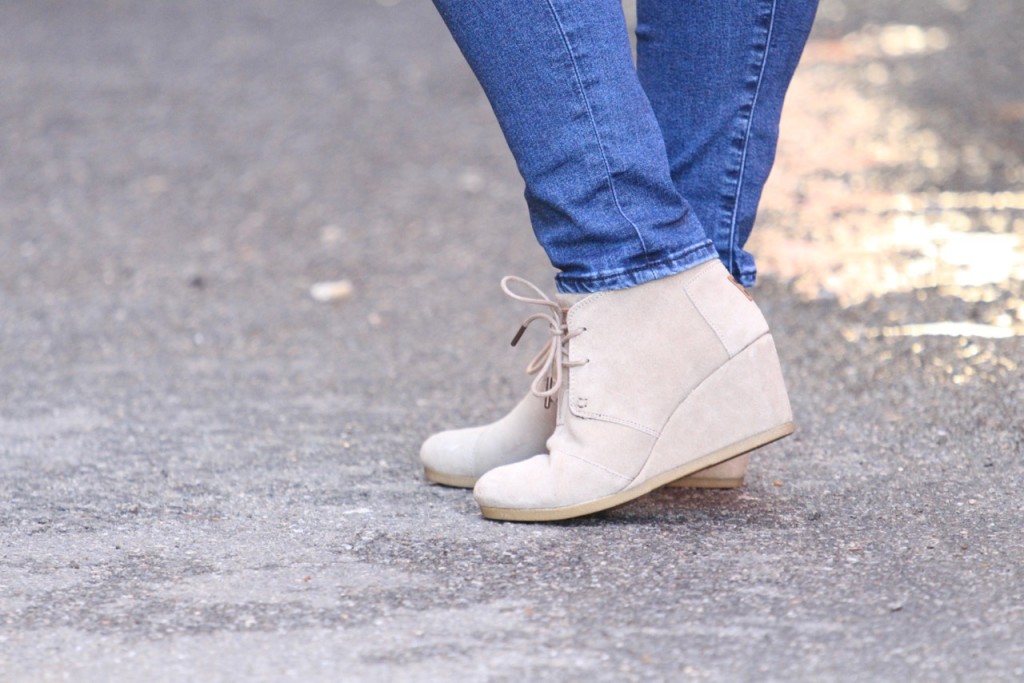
[310,279,354,302]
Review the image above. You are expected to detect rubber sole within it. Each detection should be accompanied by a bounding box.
[666,475,744,489]
[477,421,794,522]
[423,468,478,489]
[425,466,745,490]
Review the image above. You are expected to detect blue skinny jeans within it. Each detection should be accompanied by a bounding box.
[432,0,818,293]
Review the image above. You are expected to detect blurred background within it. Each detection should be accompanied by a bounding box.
[1,1,1022,680]
[2,0,1021,388]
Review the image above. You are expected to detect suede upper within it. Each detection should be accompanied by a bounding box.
[474,260,792,516]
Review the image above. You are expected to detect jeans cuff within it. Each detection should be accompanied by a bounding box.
[555,240,719,293]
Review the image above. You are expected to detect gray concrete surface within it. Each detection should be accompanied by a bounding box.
[1,0,1022,681]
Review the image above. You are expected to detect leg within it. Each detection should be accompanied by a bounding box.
[636,0,818,286]
[431,0,717,293]
[427,2,799,520]
[422,0,750,491]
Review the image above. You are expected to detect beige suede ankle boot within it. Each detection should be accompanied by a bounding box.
[420,391,748,488]
[473,259,793,522]
[421,392,555,488]
[421,275,751,490]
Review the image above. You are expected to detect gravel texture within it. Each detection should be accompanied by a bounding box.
[1,1,1022,681]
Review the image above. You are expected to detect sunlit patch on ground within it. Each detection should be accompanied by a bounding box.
[751,14,1024,357]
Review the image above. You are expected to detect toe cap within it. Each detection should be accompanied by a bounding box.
[473,451,629,511]
[419,427,482,479]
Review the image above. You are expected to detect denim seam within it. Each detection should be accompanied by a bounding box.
[541,0,653,269]
[557,239,716,290]
[725,0,777,275]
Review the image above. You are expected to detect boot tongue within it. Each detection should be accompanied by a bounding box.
[555,292,588,310]
[551,291,589,427]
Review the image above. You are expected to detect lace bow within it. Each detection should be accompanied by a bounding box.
[501,276,586,407]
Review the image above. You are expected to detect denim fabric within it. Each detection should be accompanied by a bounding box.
[432,0,817,293]
[638,0,818,286]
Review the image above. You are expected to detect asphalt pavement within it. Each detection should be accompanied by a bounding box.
[1,1,1022,681]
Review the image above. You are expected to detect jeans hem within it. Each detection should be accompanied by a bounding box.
[735,264,757,289]
[555,240,718,293]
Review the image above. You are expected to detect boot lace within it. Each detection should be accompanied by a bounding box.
[500,276,587,407]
